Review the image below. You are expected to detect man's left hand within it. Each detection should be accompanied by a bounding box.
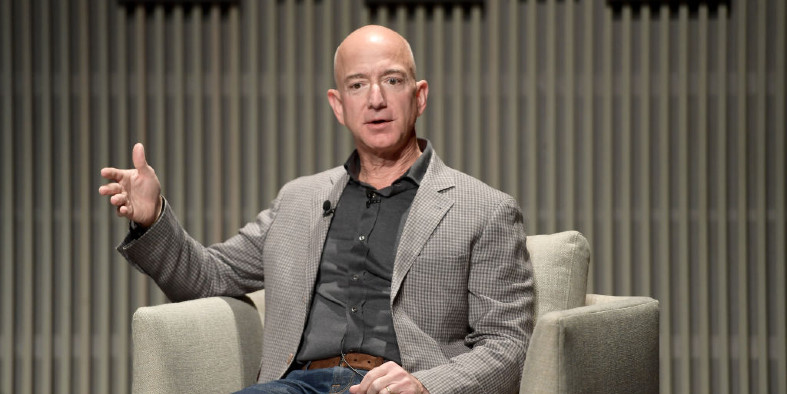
[349,361,429,394]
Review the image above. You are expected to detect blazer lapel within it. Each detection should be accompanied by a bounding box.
[390,155,455,300]
[306,168,349,288]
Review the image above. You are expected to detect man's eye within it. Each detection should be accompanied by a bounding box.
[386,78,402,85]
[349,82,363,90]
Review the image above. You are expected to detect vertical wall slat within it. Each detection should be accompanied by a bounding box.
[600,4,613,293]
[715,5,731,394]
[227,6,241,231]
[449,6,462,169]
[525,0,537,235]
[152,8,166,209]
[638,5,652,297]
[544,0,556,233]
[620,6,633,295]
[283,0,297,182]
[1,0,15,392]
[243,1,259,218]
[208,6,223,244]
[319,1,336,170]
[431,8,445,162]
[337,0,354,155]
[55,1,73,391]
[754,0,768,391]
[487,1,500,189]
[677,6,691,393]
[697,5,711,394]
[736,2,750,392]
[263,1,279,203]
[504,0,518,202]
[187,6,205,242]
[301,1,315,177]
[582,0,595,293]
[563,0,575,231]
[468,7,482,179]
[77,0,93,390]
[170,8,186,228]
[775,2,787,392]
[657,5,672,391]
[35,0,54,391]
[414,6,425,95]
[18,0,35,391]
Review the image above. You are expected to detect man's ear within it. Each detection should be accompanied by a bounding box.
[327,89,345,126]
[415,80,429,116]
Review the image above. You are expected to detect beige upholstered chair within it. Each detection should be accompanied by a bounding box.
[131,231,659,393]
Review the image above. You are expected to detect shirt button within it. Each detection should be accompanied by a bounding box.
[352,274,360,281]
[351,306,358,313]
[358,235,366,241]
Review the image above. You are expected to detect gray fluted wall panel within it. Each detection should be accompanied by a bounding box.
[1,0,785,393]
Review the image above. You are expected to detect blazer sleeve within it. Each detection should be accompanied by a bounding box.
[412,197,534,394]
[117,193,281,302]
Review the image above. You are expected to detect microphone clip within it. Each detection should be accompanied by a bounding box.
[366,191,380,208]
[322,200,336,217]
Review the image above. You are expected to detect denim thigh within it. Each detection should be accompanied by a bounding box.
[234,367,368,394]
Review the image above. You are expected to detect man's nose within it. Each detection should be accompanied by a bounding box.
[367,83,386,108]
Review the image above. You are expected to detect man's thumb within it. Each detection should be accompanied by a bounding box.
[132,143,149,171]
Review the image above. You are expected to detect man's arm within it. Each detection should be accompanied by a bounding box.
[411,197,533,393]
[354,197,533,394]
[100,143,276,301]
[116,196,277,302]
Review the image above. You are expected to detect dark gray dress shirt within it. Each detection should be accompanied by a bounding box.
[295,141,433,365]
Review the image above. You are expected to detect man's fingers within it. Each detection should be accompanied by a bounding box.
[98,183,123,196]
[117,204,133,217]
[110,193,128,207]
[352,363,395,394]
[100,167,121,181]
[132,143,149,172]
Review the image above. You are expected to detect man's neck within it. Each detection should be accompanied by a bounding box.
[358,139,422,190]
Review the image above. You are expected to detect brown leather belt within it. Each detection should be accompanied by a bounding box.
[305,353,386,371]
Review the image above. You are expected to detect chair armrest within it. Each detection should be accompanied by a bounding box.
[132,294,264,394]
[521,295,659,394]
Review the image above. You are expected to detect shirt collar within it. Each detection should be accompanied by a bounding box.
[344,138,433,186]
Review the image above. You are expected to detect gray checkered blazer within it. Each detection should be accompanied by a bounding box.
[119,151,534,394]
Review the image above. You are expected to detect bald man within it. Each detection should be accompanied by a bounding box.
[100,25,533,394]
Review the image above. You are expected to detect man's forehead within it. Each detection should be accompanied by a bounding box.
[333,25,417,84]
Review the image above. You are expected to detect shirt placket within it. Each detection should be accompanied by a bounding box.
[343,188,381,353]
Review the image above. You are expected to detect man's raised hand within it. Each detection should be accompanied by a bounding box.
[99,143,163,228]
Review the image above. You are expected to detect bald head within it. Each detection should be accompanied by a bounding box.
[333,25,417,87]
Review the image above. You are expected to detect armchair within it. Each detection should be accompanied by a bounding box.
[131,231,659,393]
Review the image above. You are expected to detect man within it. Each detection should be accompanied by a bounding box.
[99,25,533,394]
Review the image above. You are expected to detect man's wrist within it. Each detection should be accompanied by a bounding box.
[416,377,429,394]
[129,196,164,238]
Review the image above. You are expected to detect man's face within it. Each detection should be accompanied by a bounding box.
[328,31,428,158]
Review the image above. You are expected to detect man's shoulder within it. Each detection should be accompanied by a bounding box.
[430,157,515,204]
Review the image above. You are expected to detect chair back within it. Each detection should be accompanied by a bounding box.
[525,231,591,321]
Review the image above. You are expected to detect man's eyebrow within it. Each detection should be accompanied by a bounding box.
[381,68,406,76]
[344,73,367,83]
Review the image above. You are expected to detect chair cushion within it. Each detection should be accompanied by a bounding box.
[526,231,590,319]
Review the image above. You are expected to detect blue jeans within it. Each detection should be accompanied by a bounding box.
[234,367,368,394]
